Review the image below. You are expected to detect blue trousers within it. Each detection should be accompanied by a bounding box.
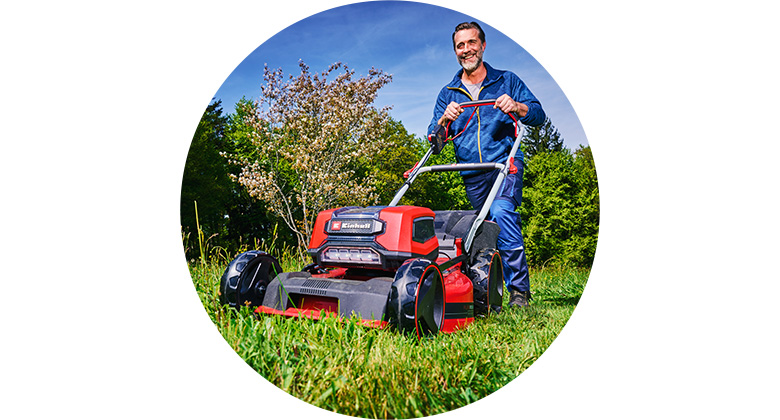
[462,166,530,293]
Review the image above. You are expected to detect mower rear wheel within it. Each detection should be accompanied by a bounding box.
[469,249,503,315]
[387,259,445,338]
[219,250,282,309]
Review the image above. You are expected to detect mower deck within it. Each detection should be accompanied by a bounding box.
[254,250,476,333]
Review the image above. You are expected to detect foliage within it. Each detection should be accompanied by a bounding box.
[180,100,234,259]
[190,251,588,419]
[361,117,421,205]
[367,120,470,210]
[570,146,600,263]
[520,146,599,267]
[413,143,471,210]
[226,61,392,249]
[521,117,563,159]
[221,98,299,250]
[181,99,296,261]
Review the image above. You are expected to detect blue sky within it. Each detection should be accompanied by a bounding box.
[213,1,588,150]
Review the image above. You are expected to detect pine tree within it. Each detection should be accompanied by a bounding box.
[521,117,563,159]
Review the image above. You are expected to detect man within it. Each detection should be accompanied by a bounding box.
[428,21,545,308]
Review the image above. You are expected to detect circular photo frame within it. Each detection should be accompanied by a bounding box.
[181,2,596,418]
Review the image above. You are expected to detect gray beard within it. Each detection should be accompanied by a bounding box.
[459,53,483,73]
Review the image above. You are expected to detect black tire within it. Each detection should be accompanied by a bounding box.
[469,249,503,315]
[219,250,282,309]
[387,259,445,338]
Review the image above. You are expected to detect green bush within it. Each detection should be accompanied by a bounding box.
[521,146,599,267]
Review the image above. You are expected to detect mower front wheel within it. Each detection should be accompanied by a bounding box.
[387,259,445,338]
[219,250,282,309]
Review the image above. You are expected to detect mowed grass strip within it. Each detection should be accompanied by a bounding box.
[189,259,587,419]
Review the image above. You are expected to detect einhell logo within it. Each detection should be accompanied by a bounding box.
[342,222,371,229]
[330,220,373,232]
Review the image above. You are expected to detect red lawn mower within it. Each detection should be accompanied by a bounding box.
[219,100,525,337]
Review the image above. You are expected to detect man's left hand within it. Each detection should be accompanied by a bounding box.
[494,94,528,117]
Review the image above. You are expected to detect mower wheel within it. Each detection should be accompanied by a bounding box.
[219,250,282,309]
[387,259,445,338]
[469,249,503,315]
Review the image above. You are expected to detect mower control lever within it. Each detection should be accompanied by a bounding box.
[403,161,420,179]
[428,124,447,155]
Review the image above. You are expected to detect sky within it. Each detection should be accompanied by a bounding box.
[213,1,588,151]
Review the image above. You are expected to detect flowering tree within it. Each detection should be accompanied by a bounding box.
[228,61,393,249]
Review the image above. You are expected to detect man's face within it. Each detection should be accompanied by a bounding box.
[454,28,485,73]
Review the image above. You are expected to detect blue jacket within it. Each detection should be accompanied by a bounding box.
[427,62,545,174]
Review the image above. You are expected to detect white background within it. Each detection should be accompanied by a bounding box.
[2,1,778,419]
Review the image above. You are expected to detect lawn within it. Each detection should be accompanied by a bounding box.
[189,254,587,419]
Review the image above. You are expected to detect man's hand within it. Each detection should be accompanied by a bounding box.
[437,101,463,125]
[494,94,528,117]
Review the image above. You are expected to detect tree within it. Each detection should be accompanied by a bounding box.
[227,61,393,249]
[570,145,600,266]
[180,99,233,258]
[366,117,425,205]
[411,142,470,210]
[366,119,470,210]
[220,98,298,251]
[520,146,600,267]
[521,117,563,159]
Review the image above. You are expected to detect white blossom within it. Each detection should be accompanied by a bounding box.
[224,61,392,249]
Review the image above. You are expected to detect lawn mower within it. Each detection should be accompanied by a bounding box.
[218,99,525,337]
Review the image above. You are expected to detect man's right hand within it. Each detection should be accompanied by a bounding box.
[437,101,464,125]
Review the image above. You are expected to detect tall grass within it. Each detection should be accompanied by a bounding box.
[188,243,587,419]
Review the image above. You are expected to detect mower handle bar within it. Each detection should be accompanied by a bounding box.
[458,99,497,107]
[413,161,504,175]
[387,99,524,253]
[388,100,502,204]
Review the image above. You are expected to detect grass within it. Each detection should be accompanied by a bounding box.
[189,251,588,419]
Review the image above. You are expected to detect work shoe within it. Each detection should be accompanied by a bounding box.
[508,290,532,309]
